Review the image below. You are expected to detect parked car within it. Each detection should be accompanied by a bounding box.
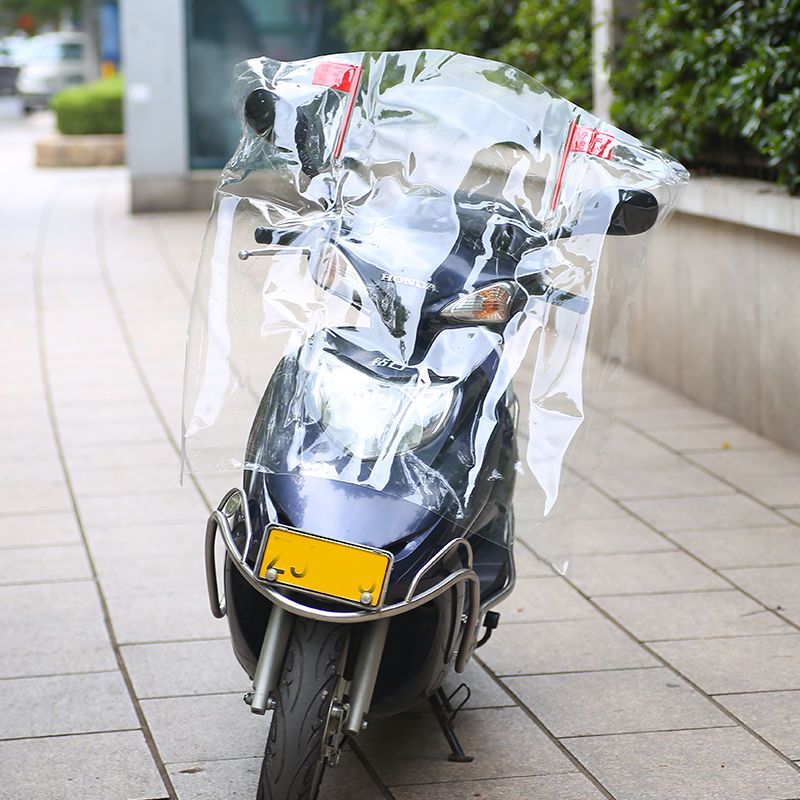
[0,34,32,67]
[17,32,89,111]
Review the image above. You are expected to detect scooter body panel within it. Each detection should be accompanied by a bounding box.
[223,383,516,715]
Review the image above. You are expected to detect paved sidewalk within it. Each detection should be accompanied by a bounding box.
[2,114,800,800]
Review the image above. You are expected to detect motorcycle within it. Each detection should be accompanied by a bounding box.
[182,49,686,800]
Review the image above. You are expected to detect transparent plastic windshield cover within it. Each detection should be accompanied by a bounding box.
[182,50,688,554]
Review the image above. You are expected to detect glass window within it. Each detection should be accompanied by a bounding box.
[61,43,84,60]
[186,0,343,169]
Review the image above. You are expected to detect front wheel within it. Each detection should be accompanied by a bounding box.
[257,618,348,800]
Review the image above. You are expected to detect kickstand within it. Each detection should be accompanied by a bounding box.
[428,688,474,763]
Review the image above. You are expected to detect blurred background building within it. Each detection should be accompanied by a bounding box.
[0,0,120,103]
[122,0,342,211]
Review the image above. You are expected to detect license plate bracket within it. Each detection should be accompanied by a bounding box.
[258,526,393,609]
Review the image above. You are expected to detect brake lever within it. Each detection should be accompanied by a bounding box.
[238,246,312,261]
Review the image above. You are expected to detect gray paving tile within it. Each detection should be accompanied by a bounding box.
[85,522,198,562]
[623,493,785,532]
[0,437,59,461]
[0,543,91,585]
[620,405,733,430]
[561,515,674,555]
[94,551,207,598]
[596,433,683,471]
[617,403,730,432]
[52,383,151,406]
[593,463,731,500]
[122,639,247,698]
[0,581,116,678]
[0,671,138,739]
[438,659,515,710]
[646,425,776,453]
[361,707,574,786]
[391,772,605,800]
[567,550,728,597]
[58,418,167,447]
[653,634,800,693]
[597,590,792,641]
[105,586,224,644]
[565,726,800,800]
[719,473,800,507]
[513,544,556,576]
[601,416,674,442]
[77,490,207,529]
[141,692,266,763]
[169,758,260,800]
[718,690,800,760]
[64,441,178,471]
[689,448,800,480]
[479,618,656,676]
[169,751,385,800]
[671,525,800,569]
[506,667,732,737]
[318,751,386,800]
[497,576,597,623]
[782,507,800,525]
[0,730,167,800]
[722,565,800,626]
[0,458,63,487]
[613,384,691,411]
[572,487,629,519]
[69,464,186,497]
[54,400,160,426]
[0,484,72,515]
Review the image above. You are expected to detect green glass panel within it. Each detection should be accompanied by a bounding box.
[186,0,343,169]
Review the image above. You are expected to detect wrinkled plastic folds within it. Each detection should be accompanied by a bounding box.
[182,50,688,546]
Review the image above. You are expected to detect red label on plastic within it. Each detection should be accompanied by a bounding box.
[569,125,615,159]
[312,61,359,92]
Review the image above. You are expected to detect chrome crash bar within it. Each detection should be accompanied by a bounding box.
[205,488,482,672]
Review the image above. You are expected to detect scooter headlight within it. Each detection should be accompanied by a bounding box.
[312,352,455,460]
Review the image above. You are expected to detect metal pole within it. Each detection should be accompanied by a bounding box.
[592,0,614,119]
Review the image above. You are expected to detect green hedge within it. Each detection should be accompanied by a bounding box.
[338,0,800,193]
[335,0,593,108]
[50,75,124,135]
[611,0,800,193]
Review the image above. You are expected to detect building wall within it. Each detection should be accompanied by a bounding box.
[121,0,341,212]
[120,0,190,211]
[595,177,800,451]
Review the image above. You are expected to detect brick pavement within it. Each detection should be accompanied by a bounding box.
[2,114,800,800]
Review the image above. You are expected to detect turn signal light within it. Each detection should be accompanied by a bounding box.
[317,245,368,306]
[440,281,515,323]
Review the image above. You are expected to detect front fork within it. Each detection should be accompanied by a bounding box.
[244,603,391,759]
[243,604,292,715]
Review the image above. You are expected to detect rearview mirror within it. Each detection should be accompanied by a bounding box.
[607,189,659,236]
[571,187,659,237]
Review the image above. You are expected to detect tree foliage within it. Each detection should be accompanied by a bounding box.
[0,0,80,33]
[335,0,593,108]
[611,0,800,192]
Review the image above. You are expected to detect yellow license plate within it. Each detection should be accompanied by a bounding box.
[259,527,393,609]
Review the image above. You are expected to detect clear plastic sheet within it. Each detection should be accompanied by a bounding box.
[182,50,688,550]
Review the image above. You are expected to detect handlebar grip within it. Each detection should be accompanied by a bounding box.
[518,273,590,315]
[543,289,590,315]
[254,227,274,245]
